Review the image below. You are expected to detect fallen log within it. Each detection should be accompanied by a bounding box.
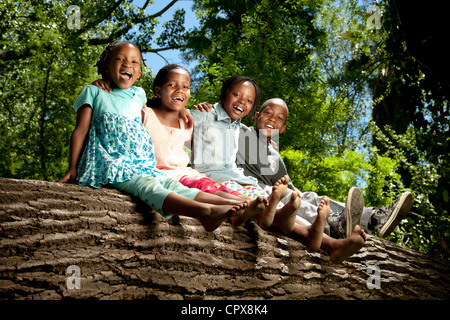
[0,177,449,300]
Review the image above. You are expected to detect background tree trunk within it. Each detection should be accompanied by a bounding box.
[1,178,449,300]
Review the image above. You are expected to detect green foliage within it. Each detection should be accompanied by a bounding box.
[0,1,100,180]
[1,0,448,260]
[364,147,404,208]
[351,0,449,259]
[280,146,403,206]
[135,65,155,97]
[188,0,340,155]
[0,0,181,181]
[281,149,370,202]
[313,0,449,259]
[370,123,449,260]
[188,0,449,260]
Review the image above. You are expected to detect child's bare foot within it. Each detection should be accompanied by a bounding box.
[329,225,366,264]
[273,191,301,234]
[200,202,246,232]
[231,196,266,226]
[258,175,289,228]
[306,196,331,252]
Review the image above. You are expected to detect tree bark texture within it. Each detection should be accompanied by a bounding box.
[1,178,449,300]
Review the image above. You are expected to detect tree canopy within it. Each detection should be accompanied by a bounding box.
[1,0,448,260]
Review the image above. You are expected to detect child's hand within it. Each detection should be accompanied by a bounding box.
[58,169,77,184]
[193,102,213,112]
[179,108,194,129]
[92,79,112,93]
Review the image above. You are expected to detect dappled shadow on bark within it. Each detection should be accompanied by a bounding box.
[1,178,449,300]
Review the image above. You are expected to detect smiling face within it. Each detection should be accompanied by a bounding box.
[154,68,191,111]
[106,43,142,89]
[222,81,256,122]
[255,98,288,140]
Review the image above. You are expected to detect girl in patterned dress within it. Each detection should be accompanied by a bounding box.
[92,64,269,226]
[58,41,247,232]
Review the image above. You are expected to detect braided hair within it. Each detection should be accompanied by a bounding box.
[147,64,191,108]
[95,40,146,80]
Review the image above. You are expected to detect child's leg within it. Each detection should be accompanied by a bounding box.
[257,175,289,229]
[161,192,243,232]
[212,189,266,226]
[222,178,291,228]
[322,225,367,264]
[214,181,267,225]
[114,175,246,232]
[221,180,269,226]
[268,196,328,251]
[230,196,266,226]
[179,176,248,205]
[282,215,366,264]
[177,176,247,207]
[272,189,301,234]
[304,196,330,252]
[222,177,294,231]
[193,190,246,206]
[160,177,249,224]
[179,176,266,225]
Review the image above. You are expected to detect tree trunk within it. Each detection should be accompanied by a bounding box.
[1,178,449,300]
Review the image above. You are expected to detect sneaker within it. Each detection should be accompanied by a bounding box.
[329,187,364,239]
[373,192,413,238]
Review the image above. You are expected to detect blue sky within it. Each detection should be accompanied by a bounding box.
[142,0,199,75]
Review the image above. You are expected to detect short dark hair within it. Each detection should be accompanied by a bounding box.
[220,76,260,111]
[95,41,145,80]
[259,98,289,120]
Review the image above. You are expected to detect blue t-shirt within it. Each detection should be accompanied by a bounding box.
[191,103,258,185]
[74,85,164,188]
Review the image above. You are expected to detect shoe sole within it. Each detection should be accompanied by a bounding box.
[378,192,413,238]
[345,187,364,238]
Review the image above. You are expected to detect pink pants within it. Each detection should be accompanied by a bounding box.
[178,176,242,197]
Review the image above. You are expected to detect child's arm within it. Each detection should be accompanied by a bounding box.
[91,79,112,93]
[58,105,92,183]
[193,102,213,112]
[90,79,194,128]
[179,107,194,129]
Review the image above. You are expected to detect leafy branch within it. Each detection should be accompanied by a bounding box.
[0,0,182,62]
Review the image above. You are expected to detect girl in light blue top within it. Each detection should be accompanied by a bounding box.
[59,41,247,231]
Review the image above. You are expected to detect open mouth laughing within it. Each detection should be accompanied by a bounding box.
[120,71,132,81]
[172,96,185,103]
[233,105,244,113]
